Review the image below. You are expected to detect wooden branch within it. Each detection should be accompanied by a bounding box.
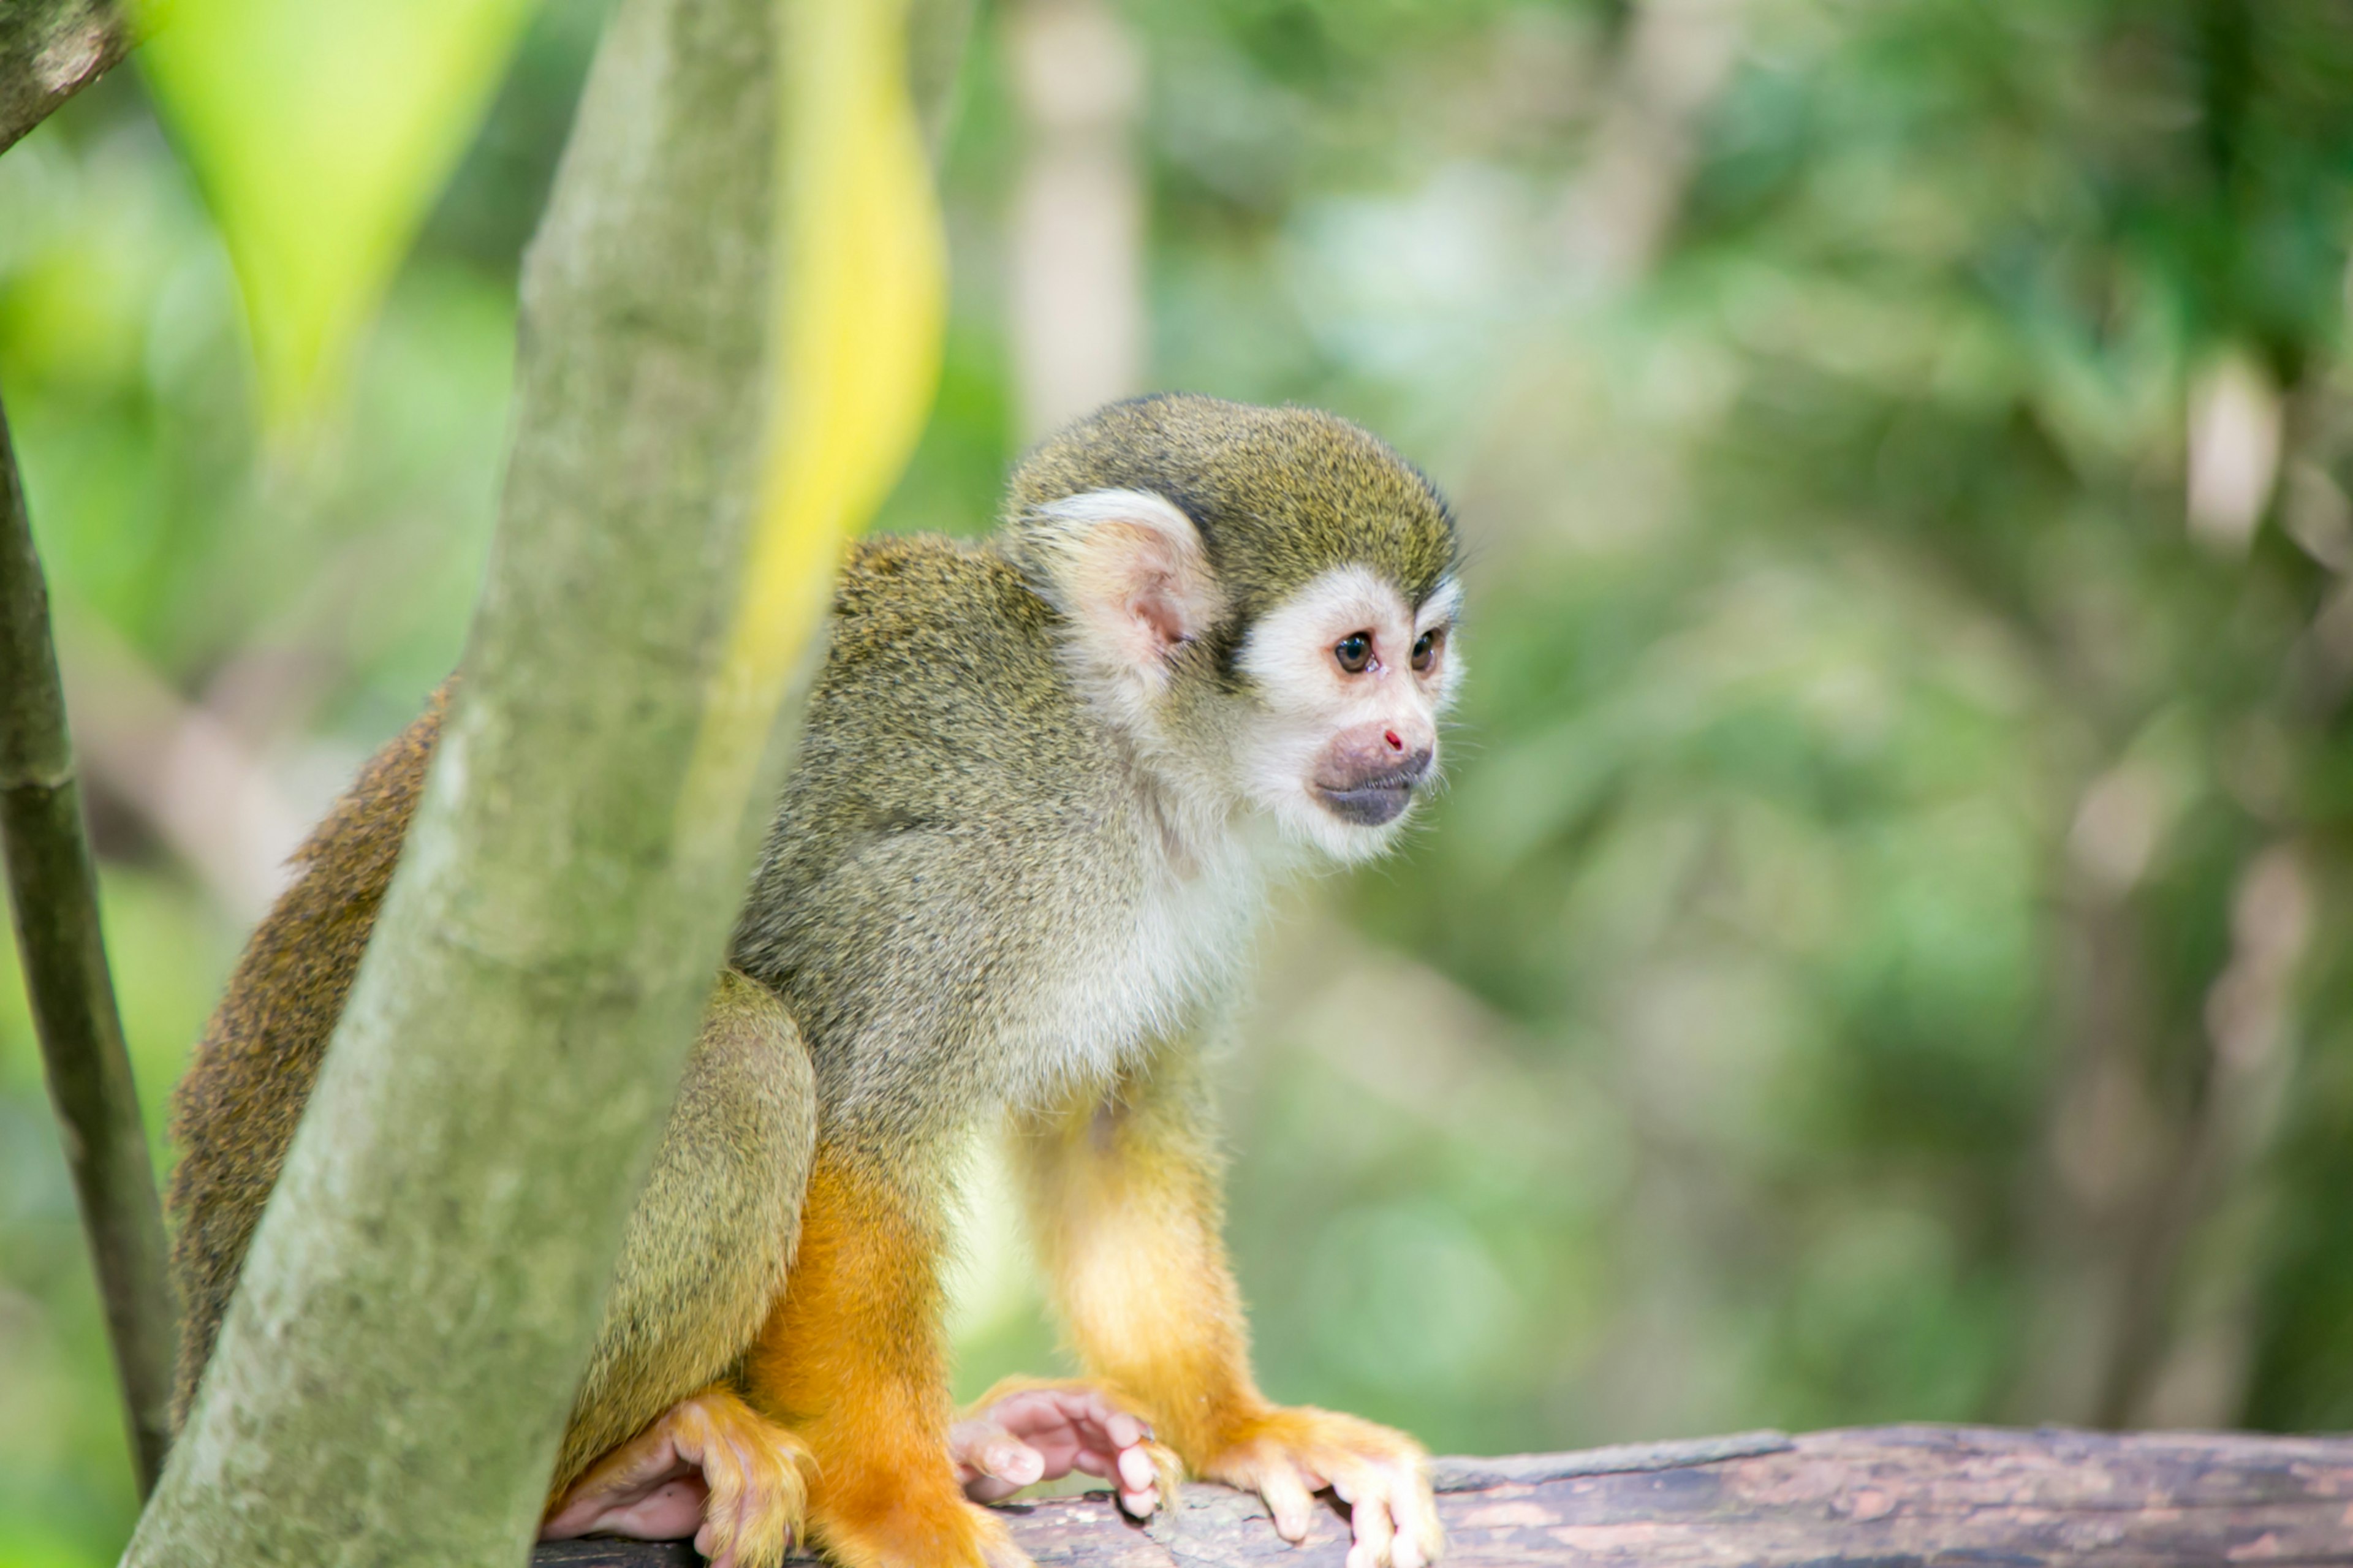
[0,393,175,1494]
[0,0,129,153]
[532,1425,2353,1567]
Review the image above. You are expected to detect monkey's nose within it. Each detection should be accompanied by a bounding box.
[1341,746,1431,790]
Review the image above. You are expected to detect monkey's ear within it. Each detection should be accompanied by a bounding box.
[1027,490,1221,684]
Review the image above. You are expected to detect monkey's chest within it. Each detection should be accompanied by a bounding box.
[996,854,1261,1101]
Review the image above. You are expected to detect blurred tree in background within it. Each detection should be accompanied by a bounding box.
[5,0,2353,1561]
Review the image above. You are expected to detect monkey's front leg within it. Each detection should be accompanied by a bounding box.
[741,1149,1030,1568]
[1016,1053,1445,1568]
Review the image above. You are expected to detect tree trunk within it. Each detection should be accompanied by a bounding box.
[120,0,805,1556]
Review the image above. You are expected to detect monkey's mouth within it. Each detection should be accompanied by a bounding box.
[1313,754,1431,827]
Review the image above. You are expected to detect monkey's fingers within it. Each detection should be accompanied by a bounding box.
[1327,1458,1398,1568]
[541,1426,708,1542]
[1318,1447,1442,1568]
[951,1376,1167,1514]
[1386,1458,1444,1568]
[547,1389,809,1568]
[683,1417,749,1568]
[1195,1406,1444,1567]
[1037,1387,1165,1517]
[1253,1462,1319,1543]
[951,1414,1049,1502]
[1110,1437,1161,1518]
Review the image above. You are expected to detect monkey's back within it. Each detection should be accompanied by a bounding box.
[163,684,450,1427]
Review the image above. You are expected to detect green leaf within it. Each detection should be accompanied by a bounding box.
[137,0,540,425]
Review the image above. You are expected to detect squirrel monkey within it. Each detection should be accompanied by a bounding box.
[167,394,1463,1568]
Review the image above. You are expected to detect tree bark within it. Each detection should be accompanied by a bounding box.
[0,0,127,153]
[0,394,176,1496]
[120,0,802,1557]
[535,1426,2353,1568]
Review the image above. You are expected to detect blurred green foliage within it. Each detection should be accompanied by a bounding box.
[138,0,540,422]
[6,0,2353,1562]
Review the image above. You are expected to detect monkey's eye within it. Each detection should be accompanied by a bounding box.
[1333,632,1374,675]
[1412,628,1442,673]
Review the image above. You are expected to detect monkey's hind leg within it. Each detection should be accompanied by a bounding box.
[544,971,818,1567]
[742,1153,1033,1568]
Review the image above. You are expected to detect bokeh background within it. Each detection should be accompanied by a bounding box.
[7,0,2353,1560]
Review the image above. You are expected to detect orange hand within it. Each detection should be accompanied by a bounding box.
[1193,1403,1443,1568]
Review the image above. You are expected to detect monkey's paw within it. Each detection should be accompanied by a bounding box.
[540,1387,813,1568]
[953,1375,1182,1518]
[1195,1405,1444,1568]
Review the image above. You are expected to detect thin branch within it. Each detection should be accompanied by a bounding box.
[0,390,175,1496]
[0,0,129,153]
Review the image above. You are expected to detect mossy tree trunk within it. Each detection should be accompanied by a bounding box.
[121,0,808,1558]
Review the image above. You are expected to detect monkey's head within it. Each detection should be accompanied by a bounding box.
[1004,394,1463,863]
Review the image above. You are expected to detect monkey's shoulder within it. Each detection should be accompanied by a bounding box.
[828,532,1054,659]
[813,533,1076,741]
[773,534,1109,852]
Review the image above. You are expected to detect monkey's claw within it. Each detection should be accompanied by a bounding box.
[1196,1406,1444,1568]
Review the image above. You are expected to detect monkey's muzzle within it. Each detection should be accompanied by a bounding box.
[1314,746,1434,827]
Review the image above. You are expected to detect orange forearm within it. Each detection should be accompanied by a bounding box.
[1016,1090,1266,1466]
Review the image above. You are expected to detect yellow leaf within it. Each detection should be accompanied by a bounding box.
[138,0,540,425]
[680,0,949,835]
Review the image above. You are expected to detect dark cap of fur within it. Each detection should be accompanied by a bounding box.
[1002,395,1460,624]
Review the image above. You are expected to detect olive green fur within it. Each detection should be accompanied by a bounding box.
[1001,394,1460,630]
[732,533,1166,1150]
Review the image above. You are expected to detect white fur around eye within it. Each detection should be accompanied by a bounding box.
[1235,564,1401,710]
[1417,578,1463,637]
[1412,576,1464,700]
